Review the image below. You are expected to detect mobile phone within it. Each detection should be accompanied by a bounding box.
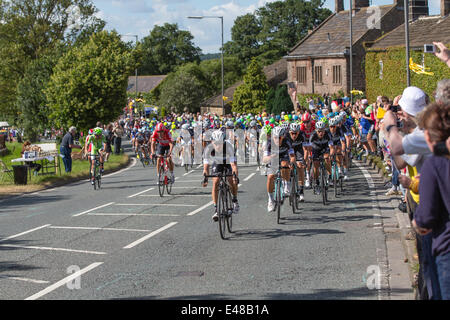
[391,105,398,113]
[433,141,450,156]
[396,119,403,128]
[424,44,435,53]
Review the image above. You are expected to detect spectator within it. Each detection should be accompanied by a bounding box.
[413,102,450,300]
[104,124,113,162]
[433,42,450,68]
[112,121,124,155]
[60,127,82,173]
[383,86,436,299]
[435,79,450,105]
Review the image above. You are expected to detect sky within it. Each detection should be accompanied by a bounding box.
[92,0,442,54]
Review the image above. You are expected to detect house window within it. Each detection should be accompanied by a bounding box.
[332,65,342,84]
[314,66,322,84]
[296,66,307,84]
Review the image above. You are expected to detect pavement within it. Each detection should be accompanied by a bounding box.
[0,139,415,300]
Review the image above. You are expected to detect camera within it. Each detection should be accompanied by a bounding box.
[424,44,435,53]
[391,105,398,113]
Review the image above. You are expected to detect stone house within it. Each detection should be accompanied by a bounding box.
[285,0,412,98]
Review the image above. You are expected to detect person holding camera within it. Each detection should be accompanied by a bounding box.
[412,102,450,300]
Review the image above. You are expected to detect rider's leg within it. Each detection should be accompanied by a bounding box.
[324,154,332,175]
[297,161,305,186]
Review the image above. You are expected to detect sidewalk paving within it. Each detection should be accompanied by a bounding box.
[356,156,416,300]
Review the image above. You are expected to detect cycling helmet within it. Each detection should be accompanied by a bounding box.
[281,122,290,130]
[94,127,103,136]
[171,124,176,130]
[181,124,189,130]
[301,113,311,122]
[340,111,347,119]
[329,118,337,127]
[289,123,301,132]
[264,125,272,135]
[211,130,225,142]
[249,120,257,127]
[155,123,166,132]
[88,129,94,135]
[293,115,299,121]
[284,115,289,121]
[226,120,234,128]
[288,114,292,120]
[272,126,286,138]
[269,118,275,124]
[275,115,281,121]
[315,121,326,131]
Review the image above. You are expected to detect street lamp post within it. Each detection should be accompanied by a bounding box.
[120,34,139,117]
[404,0,411,87]
[349,0,353,105]
[188,16,224,116]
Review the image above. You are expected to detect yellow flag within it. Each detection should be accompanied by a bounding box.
[409,58,434,76]
[223,96,228,101]
[351,90,364,95]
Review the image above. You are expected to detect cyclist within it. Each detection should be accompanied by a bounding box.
[263,126,295,212]
[328,117,346,184]
[300,113,316,188]
[202,130,240,222]
[151,123,175,183]
[86,127,106,185]
[287,122,308,202]
[310,121,335,194]
[134,128,147,159]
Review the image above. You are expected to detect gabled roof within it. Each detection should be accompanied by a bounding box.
[287,5,397,58]
[368,15,450,50]
[202,59,287,107]
[127,75,167,93]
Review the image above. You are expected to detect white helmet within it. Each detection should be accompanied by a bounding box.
[272,126,286,137]
[289,123,301,132]
[211,130,225,142]
[316,121,326,130]
[181,123,189,130]
[329,118,337,127]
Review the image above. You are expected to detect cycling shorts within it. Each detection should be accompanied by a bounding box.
[211,163,232,176]
[312,147,329,161]
[156,144,170,157]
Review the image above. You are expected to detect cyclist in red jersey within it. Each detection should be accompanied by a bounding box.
[151,123,175,183]
[300,113,315,188]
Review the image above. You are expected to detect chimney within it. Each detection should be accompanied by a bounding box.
[335,0,344,12]
[352,0,370,10]
[442,0,450,16]
[409,0,429,21]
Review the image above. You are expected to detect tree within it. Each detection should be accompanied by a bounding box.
[265,87,276,114]
[224,13,262,66]
[140,23,201,75]
[16,52,61,142]
[158,64,208,114]
[232,59,268,114]
[0,0,105,123]
[45,31,141,132]
[257,0,331,56]
[199,56,244,96]
[271,84,294,115]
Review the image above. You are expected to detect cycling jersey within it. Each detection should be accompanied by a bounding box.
[328,128,345,146]
[152,129,172,147]
[309,131,333,150]
[286,131,307,163]
[264,138,294,162]
[300,121,316,140]
[203,141,236,165]
[87,135,106,155]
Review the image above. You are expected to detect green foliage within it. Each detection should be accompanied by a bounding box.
[16,53,60,142]
[297,93,323,108]
[224,0,331,67]
[139,23,201,75]
[365,46,450,102]
[265,87,276,114]
[0,0,105,125]
[232,59,269,114]
[270,85,294,115]
[45,30,140,133]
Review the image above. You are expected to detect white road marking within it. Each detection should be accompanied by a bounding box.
[170,186,209,189]
[114,203,196,207]
[183,170,195,176]
[0,276,50,284]
[0,225,51,242]
[187,201,214,216]
[171,180,202,183]
[49,226,151,232]
[73,202,115,217]
[127,188,155,198]
[25,262,104,300]
[244,173,256,181]
[102,158,137,178]
[139,194,210,197]
[0,244,106,255]
[88,213,180,217]
[123,222,178,249]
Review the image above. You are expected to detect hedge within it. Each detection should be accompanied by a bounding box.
[365,46,450,103]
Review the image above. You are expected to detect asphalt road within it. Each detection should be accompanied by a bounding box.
[0,140,390,300]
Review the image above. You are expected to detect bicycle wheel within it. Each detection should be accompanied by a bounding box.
[93,163,98,191]
[217,188,227,240]
[166,171,173,195]
[320,165,327,205]
[333,164,338,198]
[138,150,145,167]
[97,173,101,189]
[290,173,297,214]
[158,169,165,197]
[276,179,282,224]
[226,189,233,233]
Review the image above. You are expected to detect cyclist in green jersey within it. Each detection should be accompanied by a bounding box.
[86,128,107,185]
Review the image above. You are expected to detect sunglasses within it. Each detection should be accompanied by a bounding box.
[303,121,310,124]
[330,125,336,128]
